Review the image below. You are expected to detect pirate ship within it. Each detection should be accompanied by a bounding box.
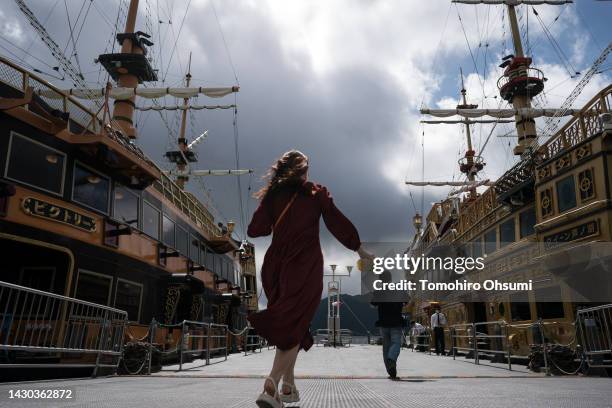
[405,0,612,359]
[0,0,258,378]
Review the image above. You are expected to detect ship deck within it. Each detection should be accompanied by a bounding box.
[1,345,610,407]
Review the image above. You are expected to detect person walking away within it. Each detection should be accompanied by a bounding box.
[247,150,373,408]
[371,272,405,380]
[431,307,447,356]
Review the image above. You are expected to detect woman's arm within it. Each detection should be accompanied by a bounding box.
[318,186,361,251]
[247,196,273,237]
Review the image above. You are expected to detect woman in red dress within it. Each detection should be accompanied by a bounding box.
[248,150,371,407]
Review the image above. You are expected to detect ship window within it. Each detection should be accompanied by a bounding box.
[200,243,208,268]
[556,175,577,213]
[115,278,143,322]
[509,292,531,322]
[113,184,139,226]
[72,162,110,214]
[535,286,564,319]
[190,234,200,263]
[75,270,112,306]
[499,218,516,247]
[471,237,482,258]
[204,246,215,271]
[5,132,66,195]
[176,225,189,256]
[162,214,175,247]
[142,201,160,239]
[519,208,536,238]
[484,229,497,255]
[19,267,56,292]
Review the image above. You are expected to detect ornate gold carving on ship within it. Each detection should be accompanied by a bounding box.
[554,154,572,172]
[575,143,592,162]
[578,169,595,202]
[540,188,553,218]
[190,295,202,321]
[537,166,551,182]
[164,286,181,324]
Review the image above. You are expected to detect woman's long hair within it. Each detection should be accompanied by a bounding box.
[254,150,309,200]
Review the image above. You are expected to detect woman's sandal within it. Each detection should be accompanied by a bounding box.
[280,383,300,403]
[256,377,284,408]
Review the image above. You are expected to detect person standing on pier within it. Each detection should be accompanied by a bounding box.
[247,150,372,408]
[431,307,448,356]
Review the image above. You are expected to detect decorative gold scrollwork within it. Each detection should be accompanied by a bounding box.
[164,286,181,324]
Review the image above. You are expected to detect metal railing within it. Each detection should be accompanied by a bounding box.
[315,329,352,347]
[0,280,127,377]
[243,329,263,356]
[409,328,432,355]
[178,321,228,371]
[450,320,553,374]
[577,304,612,369]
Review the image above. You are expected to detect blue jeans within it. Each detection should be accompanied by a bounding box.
[380,327,403,367]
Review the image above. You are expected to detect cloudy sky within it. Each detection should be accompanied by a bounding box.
[1,0,610,299]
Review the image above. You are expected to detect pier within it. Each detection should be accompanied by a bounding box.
[1,345,610,407]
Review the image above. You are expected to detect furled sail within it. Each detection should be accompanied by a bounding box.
[35,86,239,100]
[452,1,573,5]
[420,108,578,119]
[405,180,494,187]
[136,104,235,111]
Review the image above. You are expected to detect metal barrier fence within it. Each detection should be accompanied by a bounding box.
[0,280,127,377]
[450,320,551,374]
[315,329,353,346]
[577,304,612,369]
[409,328,432,355]
[178,321,228,371]
[243,329,263,356]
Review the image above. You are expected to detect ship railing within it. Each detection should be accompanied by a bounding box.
[0,280,127,377]
[576,304,612,369]
[178,321,228,371]
[496,67,545,91]
[0,56,100,133]
[409,328,432,355]
[539,84,612,161]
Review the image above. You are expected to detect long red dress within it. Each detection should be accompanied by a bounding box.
[247,181,361,351]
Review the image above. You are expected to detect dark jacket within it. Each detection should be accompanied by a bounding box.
[371,302,406,328]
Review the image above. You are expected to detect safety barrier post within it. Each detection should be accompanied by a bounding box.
[147,318,156,375]
[206,323,211,365]
[244,330,248,356]
[178,320,185,371]
[452,327,456,360]
[225,326,228,361]
[504,322,512,371]
[472,323,479,365]
[538,319,551,376]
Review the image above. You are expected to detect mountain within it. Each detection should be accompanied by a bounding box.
[311,293,379,335]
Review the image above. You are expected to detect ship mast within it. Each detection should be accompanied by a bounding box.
[176,53,193,189]
[453,0,573,155]
[459,68,479,199]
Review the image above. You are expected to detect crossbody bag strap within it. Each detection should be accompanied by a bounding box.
[273,192,298,230]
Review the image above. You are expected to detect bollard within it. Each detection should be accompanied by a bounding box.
[244,330,248,356]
